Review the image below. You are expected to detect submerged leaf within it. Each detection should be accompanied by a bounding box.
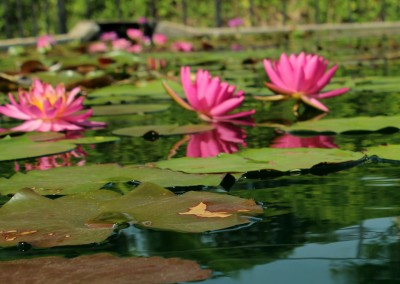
[0,253,212,284]
[91,104,169,116]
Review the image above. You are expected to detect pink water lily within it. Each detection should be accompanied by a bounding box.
[270,133,338,149]
[36,35,55,52]
[260,52,349,113]
[163,66,255,123]
[0,79,105,132]
[100,31,118,41]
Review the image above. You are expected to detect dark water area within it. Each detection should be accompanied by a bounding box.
[0,34,400,283]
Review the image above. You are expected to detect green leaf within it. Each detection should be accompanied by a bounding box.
[29,71,84,86]
[282,115,400,134]
[67,136,120,144]
[0,137,76,162]
[0,164,225,195]
[113,124,214,137]
[0,189,117,248]
[89,183,263,233]
[88,80,183,99]
[364,144,400,160]
[91,104,169,116]
[153,148,365,173]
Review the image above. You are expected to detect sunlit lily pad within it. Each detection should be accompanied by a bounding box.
[88,182,263,233]
[113,124,214,137]
[30,71,84,86]
[67,136,120,144]
[0,184,262,247]
[0,189,117,248]
[153,148,365,173]
[0,164,225,195]
[91,104,169,116]
[364,144,400,160]
[282,115,400,134]
[88,80,183,99]
[0,253,212,283]
[0,137,76,162]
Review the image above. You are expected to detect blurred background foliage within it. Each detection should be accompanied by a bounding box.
[1,0,400,39]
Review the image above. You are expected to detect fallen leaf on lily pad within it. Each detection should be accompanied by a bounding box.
[282,115,400,134]
[0,253,212,284]
[113,124,215,137]
[91,104,169,116]
[153,148,365,173]
[0,137,76,162]
[0,164,225,195]
[179,202,232,218]
[364,144,400,160]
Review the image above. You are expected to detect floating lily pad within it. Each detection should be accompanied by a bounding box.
[91,104,169,116]
[67,136,120,144]
[0,137,76,162]
[0,189,117,248]
[88,182,263,233]
[0,184,262,247]
[282,116,400,134]
[113,124,214,137]
[88,80,183,99]
[153,148,365,173]
[30,71,84,86]
[0,254,212,284]
[364,145,400,160]
[0,164,225,195]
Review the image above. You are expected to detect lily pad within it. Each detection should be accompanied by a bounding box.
[91,104,169,116]
[364,145,400,160]
[0,189,117,248]
[282,115,400,134]
[0,184,262,247]
[0,137,76,162]
[29,71,84,86]
[89,182,263,233]
[113,124,215,137]
[0,164,225,195]
[0,253,212,284]
[88,80,183,99]
[66,136,120,144]
[153,148,365,173]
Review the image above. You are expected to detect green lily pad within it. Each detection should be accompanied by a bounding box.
[29,71,84,86]
[113,124,214,137]
[0,189,117,248]
[67,136,120,144]
[0,184,262,247]
[364,144,400,160]
[0,137,76,162]
[89,182,263,233]
[88,80,183,99]
[153,148,365,173]
[91,104,169,116]
[282,115,400,134]
[0,164,225,195]
[0,253,212,284]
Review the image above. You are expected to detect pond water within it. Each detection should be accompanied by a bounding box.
[0,33,399,283]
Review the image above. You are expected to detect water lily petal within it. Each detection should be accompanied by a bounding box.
[162,81,194,111]
[300,95,329,112]
[209,97,244,116]
[316,87,350,99]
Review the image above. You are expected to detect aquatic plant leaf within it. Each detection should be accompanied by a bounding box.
[29,71,84,86]
[153,148,365,173]
[282,115,400,134]
[0,164,225,195]
[113,124,214,137]
[0,137,76,162]
[89,183,263,233]
[88,80,183,99]
[91,104,169,116]
[0,189,117,248]
[66,136,120,144]
[0,253,212,284]
[365,144,400,160]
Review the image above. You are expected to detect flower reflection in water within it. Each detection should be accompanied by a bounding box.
[186,123,247,158]
[270,133,338,149]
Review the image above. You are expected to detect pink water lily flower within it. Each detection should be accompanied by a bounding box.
[228,17,244,28]
[163,66,255,123]
[270,133,338,149]
[100,31,118,41]
[261,52,349,113]
[153,33,168,46]
[0,79,105,132]
[88,42,108,53]
[171,41,193,52]
[112,38,131,50]
[37,35,55,52]
[127,28,143,41]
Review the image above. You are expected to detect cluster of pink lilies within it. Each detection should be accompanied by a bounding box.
[0,51,349,159]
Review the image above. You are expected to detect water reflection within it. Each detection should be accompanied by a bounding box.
[270,133,338,148]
